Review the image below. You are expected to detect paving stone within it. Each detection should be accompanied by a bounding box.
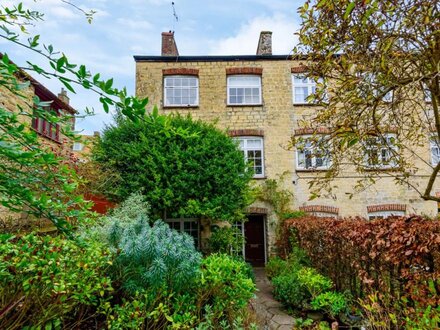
[272,314,295,325]
[277,325,295,330]
[252,268,296,330]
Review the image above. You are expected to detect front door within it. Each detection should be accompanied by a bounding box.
[244,215,266,266]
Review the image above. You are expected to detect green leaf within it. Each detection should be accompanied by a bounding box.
[344,2,356,20]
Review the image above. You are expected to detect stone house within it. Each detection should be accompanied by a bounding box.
[134,31,439,265]
[0,65,77,227]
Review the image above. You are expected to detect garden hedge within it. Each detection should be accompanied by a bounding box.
[280,215,440,309]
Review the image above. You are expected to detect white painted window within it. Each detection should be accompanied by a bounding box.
[292,75,317,104]
[235,137,265,178]
[296,136,331,170]
[72,142,83,151]
[358,73,393,102]
[368,210,405,220]
[424,89,432,103]
[431,137,440,165]
[232,222,245,258]
[164,76,198,106]
[227,75,262,105]
[165,218,199,248]
[364,134,398,169]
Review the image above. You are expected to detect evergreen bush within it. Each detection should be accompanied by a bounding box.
[94,111,253,222]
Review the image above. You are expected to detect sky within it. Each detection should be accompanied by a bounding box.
[2,0,304,134]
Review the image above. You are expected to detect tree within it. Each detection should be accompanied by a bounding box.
[94,110,253,222]
[0,3,149,232]
[294,0,440,201]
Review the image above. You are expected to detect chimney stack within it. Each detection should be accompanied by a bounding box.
[256,31,272,56]
[161,31,179,56]
[93,131,100,137]
[58,88,70,104]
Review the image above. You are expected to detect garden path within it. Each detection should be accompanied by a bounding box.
[251,268,296,330]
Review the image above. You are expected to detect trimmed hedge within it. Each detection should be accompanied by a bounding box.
[281,215,440,309]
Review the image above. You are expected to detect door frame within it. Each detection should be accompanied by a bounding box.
[237,213,267,265]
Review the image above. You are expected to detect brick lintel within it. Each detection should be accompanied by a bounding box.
[367,204,406,213]
[299,205,339,215]
[228,129,264,137]
[162,68,199,76]
[291,66,308,74]
[226,67,263,75]
[294,127,331,135]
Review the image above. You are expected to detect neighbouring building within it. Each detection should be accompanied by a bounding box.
[71,131,100,162]
[134,31,439,265]
[0,65,77,228]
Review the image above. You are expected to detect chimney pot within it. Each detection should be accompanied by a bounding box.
[161,31,179,56]
[256,31,272,56]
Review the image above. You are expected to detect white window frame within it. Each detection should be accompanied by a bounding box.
[430,136,440,166]
[165,218,200,248]
[234,136,265,178]
[292,75,317,104]
[164,75,199,107]
[72,142,83,151]
[358,72,393,102]
[364,134,399,169]
[227,75,262,105]
[368,210,405,220]
[296,135,331,170]
[232,222,245,258]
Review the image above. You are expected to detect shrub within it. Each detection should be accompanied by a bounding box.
[94,112,253,222]
[207,225,244,256]
[282,215,440,322]
[272,272,310,308]
[296,267,332,298]
[311,291,348,317]
[0,233,113,329]
[198,254,256,324]
[107,217,202,295]
[265,257,289,279]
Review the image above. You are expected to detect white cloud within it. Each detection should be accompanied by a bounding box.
[209,14,299,55]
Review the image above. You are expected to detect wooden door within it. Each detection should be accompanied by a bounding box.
[244,215,266,266]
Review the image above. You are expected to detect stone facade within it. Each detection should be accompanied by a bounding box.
[134,32,439,258]
[0,71,76,226]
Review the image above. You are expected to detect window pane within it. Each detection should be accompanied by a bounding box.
[247,139,262,148]
[164,76,199,106]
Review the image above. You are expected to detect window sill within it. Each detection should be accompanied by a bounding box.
[163,105,199,109]
[32,128,61,144]
[296,168,329,173]
[252,176,267,180]
[226,104,263,108]
[363,167,402,172]
[293,103,318,106]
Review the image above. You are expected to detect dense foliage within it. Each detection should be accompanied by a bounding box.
[207,225,245,255]
[294,0,440,201]
[282,215,440,326]
[267,249,348,319]
[198,254,256,324]
[0,233,113,329]
[94,111,253,222]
